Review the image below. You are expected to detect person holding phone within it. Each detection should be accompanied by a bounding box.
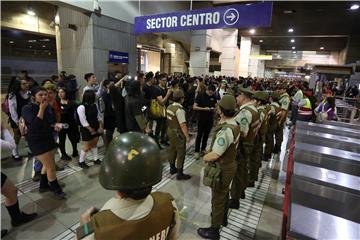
[77,90,103,169]
[193,84,217,160]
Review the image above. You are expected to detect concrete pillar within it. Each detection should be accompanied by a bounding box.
[189,30,211,76]
[220,29,238,77]
[345,35,360,64]
[56,6,136,89]
[249,44,260,77]
[239,37,252,77]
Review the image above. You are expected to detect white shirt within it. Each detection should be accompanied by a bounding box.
[218,88,226,99]
[1,127,16,151]
[8,91,30,124]
[77,105,101,127]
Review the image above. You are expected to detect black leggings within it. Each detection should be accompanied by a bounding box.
[58,128,79,156]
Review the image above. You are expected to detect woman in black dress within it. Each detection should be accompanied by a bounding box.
[21,87,66,199]
[101,80,116,149]
[58,88,80,160]
[77,90,103,169]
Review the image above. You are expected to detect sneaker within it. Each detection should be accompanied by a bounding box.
[197,227,220,240]
[79,162,90,169]
[176,173,191,180]
[94,159,102,165]
[60,154,72,161]
[11,212,38,227]
[194,152,200,160]
[12,155,22,161]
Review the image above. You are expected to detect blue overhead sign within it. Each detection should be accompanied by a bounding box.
[109,51,129,63]
[134,2,272,34]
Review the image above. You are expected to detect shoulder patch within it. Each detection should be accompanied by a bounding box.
[217,137,225,146]
[240,118,249,125]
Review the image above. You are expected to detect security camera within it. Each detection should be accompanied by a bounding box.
[49,21,55,28]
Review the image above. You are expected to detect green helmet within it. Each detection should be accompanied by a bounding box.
[271,92,281,101]
[253,91,269,102]
[219,95,236,110]
[173,89,185,100]
[99,132,163,191]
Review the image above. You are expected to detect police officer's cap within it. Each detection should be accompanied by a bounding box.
[271,92,281,101]
[238,86,254,97]
[253,91,269,102]
[99,132,163,191]
[173,89,185,100]
[219,95,236,111]
[221,80,227,84]
[277,83,288,90]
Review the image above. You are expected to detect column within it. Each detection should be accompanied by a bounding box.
[189,30,211,76]
[248,44,260,77]
[220,29,238,77]
[345,35,360,64]
[239,37,252,77]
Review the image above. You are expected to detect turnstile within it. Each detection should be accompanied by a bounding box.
[296,121,360,139]
[323,120,360,130]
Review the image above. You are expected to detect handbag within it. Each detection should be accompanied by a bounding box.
[149,99,166,119]
[203,162,222,189]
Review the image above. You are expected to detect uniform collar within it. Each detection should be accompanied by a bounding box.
[239,101,255,110]
[172,102,183,107]
[280,92,289,97]
[219,118,237,125]
[101,195,154,220]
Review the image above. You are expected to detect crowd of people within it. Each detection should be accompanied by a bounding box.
[1,69,344,239]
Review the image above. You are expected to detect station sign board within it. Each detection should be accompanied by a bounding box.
[109,51,129,63]
[134,2,272,34]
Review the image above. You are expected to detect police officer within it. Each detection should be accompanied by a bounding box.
[252,91,271,177]
[76,132,180,240]
[229,87,260,209]
[264,92,281,161]
[166,89,191,180]
[273,84,290,153]
[197,95,240,240]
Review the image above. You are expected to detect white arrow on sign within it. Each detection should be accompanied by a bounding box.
[226,12,236,21]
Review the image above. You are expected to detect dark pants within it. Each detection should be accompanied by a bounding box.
[58,128,79,156]
[195,118,213,153]
[291,105,298,125]
[155,117,167,143]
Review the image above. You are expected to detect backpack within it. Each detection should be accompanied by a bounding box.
[1,95,10,115]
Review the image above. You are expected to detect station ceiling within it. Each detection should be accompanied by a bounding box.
[236,1,360,52]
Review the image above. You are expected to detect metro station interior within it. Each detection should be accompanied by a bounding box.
[1,1,360,240]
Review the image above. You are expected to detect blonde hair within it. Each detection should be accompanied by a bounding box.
[43,82,57,92]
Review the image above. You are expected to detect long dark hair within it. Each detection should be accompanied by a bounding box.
[127,80,141,98]
[7,77,21,94]
[58,87,69,100]
[82,90,95,105]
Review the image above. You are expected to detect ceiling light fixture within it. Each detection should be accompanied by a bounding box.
[292,51,297,54]
[288,28,294,33]
[350,4,359,10]
[259,40,263,43]
[27,9,36,16]
[29,46,32,48]
[249,29,256,34]
[292,46,296,50]
[320,47,324,50]
[40,39,50,42]
[28,40,36,43]
[291,39,295,43]
[9,41,14,44]
[42,45,46,48]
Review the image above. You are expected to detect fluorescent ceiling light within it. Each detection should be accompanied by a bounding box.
[27,10,36,16]
[292,46,296,50]
[288,28,294,33]
[40,39,50,42]
[350,4,359,10]
[9,41,14,44]
[29,46,32,48]
[42,45,46,48]
[249,29,256,34]
[320,47,324,50]
[292,51,296,54]
[290,39,295,43]
[259,40,263,43]
[28,40,36,43]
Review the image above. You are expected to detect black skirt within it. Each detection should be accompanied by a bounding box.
[27,134,58,156]
[80,126,100,141]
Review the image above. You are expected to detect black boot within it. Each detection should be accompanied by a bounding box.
[176,168,191,180]
[1,229,8,237]
[228,199,239,209]
[39,174,50,193]
[241,192,246,199]
[72,150,79,158]
[248,181,255,188]
[49,179,66,199]
[169,164,177,175]
[197,227,220,240]
[6,201,37,227]
[60,154,72,161]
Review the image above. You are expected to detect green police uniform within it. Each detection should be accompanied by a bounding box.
[252,91,271,176]
[76,132,179,240]
[198,95,239,240]
[166,102,187,170]
[264,93,281,159]
[274,92,290,152]
[231,101,260,200]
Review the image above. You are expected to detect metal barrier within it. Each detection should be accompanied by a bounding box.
[335,97,360,123]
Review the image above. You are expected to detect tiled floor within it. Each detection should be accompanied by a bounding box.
[1,129,288,240]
